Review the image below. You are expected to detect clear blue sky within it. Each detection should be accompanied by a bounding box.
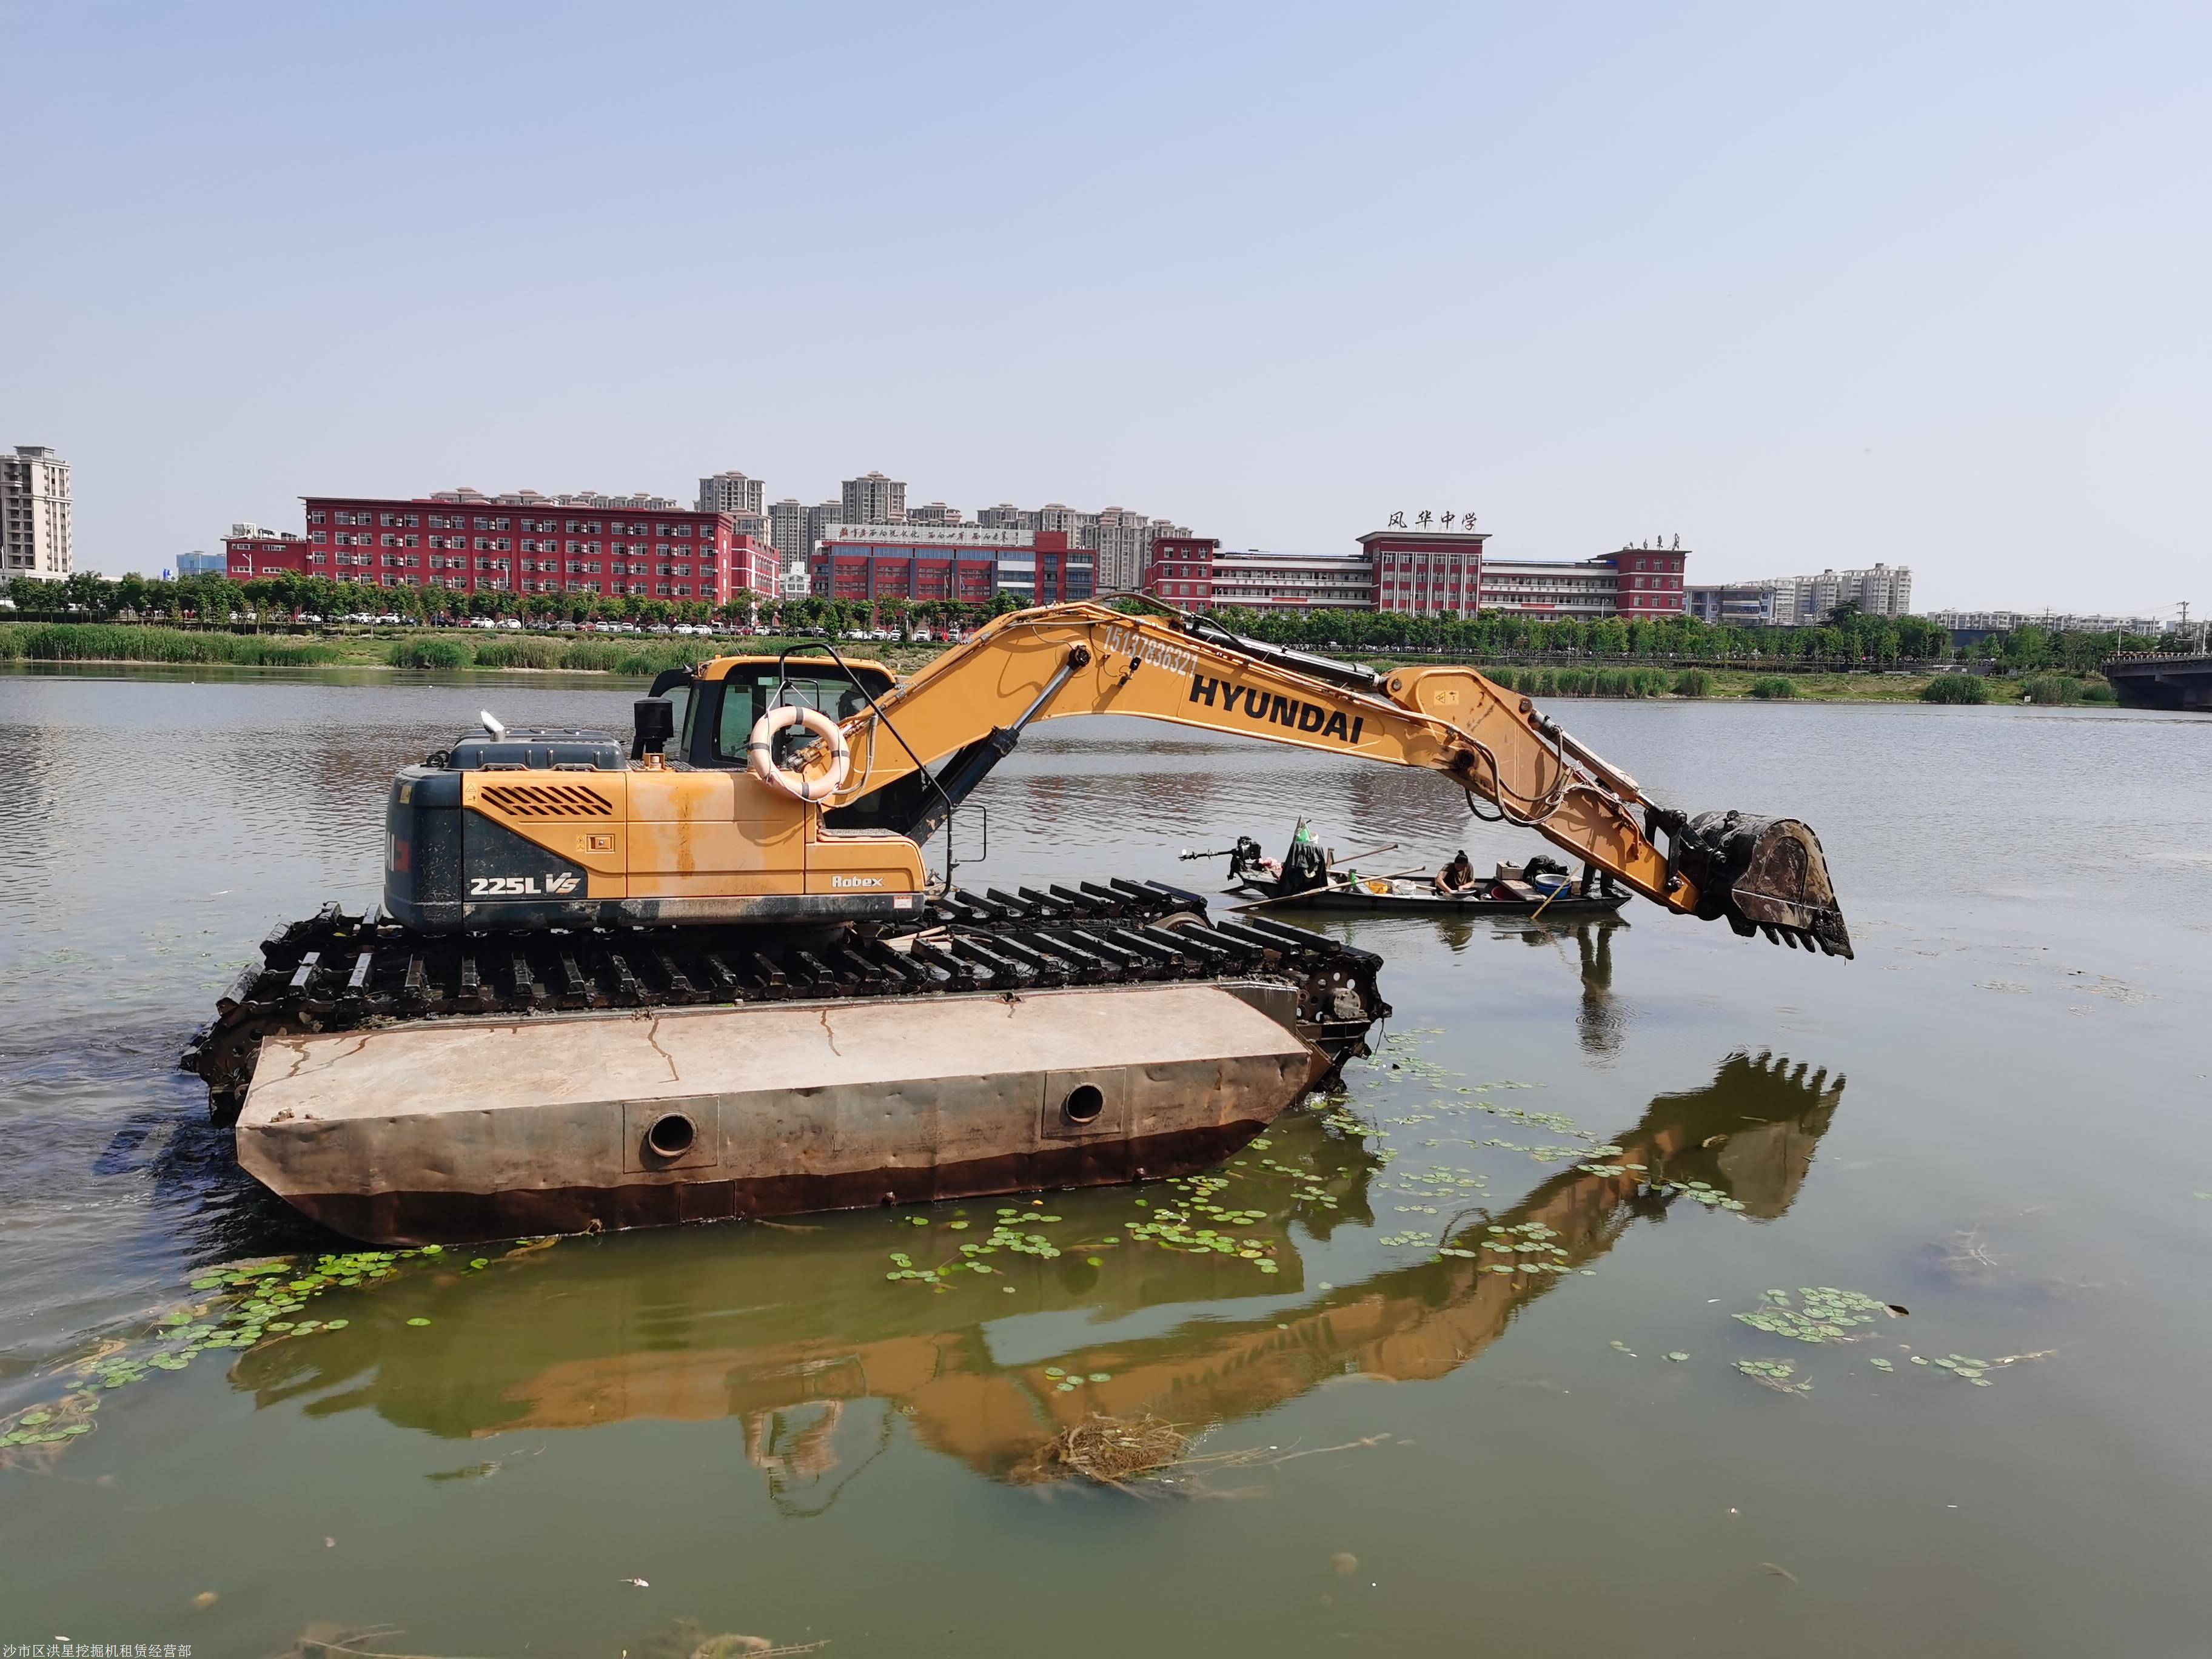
[5,2,2205,613]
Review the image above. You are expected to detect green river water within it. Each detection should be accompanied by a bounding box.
[1,666,2207,1657]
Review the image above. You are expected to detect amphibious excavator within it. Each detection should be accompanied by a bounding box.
[185,600,1851,1245]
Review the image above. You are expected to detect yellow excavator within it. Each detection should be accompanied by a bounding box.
[186,600,1850,1245]
[190,598,1849,1108]
[393,599,1844,943]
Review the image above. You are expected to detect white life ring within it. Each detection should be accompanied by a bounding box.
[746,705,851,802]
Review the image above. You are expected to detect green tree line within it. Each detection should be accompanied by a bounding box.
[4,569,2177,675]
[5,570,1025,641]
[1189,600,2171,674]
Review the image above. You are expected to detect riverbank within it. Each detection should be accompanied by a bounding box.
[0,621,944,679]
[0,621,2116,703]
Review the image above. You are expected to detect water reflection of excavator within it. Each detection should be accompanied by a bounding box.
[229,1051,1843,1490]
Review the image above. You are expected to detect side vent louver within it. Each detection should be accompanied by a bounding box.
[480,783,614,818]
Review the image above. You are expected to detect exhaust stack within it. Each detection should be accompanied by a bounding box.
[1675,811,1852,959]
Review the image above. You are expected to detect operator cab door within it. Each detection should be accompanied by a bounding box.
[629,668,808,899]
[647,668,700,765]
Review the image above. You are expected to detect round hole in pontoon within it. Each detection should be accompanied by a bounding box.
[646,1112,697,1158]
[1063,1084,1105,1125]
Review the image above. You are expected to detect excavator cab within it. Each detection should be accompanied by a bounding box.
[648,657,895,771]
[643,655,936,836]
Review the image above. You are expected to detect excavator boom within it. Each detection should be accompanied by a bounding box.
[811,601,1851,957]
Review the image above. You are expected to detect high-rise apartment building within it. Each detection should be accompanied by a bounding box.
[765,498,846,566]
[975,503,1038,531]
[697,471,766,516]
[1847,563,1912,617]
[1092,507,1154,592]
[1,444,73,584]
[841,471,906,525]
[1922,608,2170,637]
[806,500,842,558]
[767,498,811,565]
[1751,564,1914,625]
[1035,504,1101,553]
[905,501,963,526]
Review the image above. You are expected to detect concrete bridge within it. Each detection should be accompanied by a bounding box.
[2103,652,2212,711]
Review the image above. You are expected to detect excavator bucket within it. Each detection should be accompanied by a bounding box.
[1675,811,1852,959]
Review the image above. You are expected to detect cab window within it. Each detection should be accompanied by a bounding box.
[714,669,879,766]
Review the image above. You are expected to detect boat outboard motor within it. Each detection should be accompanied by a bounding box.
[1226,836,1268,881]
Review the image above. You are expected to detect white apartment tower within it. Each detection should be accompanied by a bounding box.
[1756,564,1915,625]
[1092,506,1155,592]
[697,471,766,516]
[841,471,907,525]
[767,498,811,565]
[768,498,849,572]
[2,445,73,583]
[1035,503,1101,547]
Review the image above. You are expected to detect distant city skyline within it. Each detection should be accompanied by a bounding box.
[4,6,2204,615]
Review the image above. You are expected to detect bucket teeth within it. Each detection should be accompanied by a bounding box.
[1677,811,1854,962]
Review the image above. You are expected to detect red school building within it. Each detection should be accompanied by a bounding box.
[226,495,780,605]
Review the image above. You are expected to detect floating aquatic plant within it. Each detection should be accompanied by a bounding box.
[0,1238,560,1459]
[1732,1287,1894,1344]
[1734,1358,1812,1394]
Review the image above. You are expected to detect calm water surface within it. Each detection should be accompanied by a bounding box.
[1,667,2208,1658]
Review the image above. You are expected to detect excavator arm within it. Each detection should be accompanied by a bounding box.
[794,601,1850,957]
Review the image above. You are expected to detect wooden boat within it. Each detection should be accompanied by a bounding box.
[1228,862,1631,918]
[1241,880,1629,917]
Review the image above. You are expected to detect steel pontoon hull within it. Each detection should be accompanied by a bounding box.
[236,980,1352,1245]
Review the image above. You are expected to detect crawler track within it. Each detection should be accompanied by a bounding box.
[182,879,1388,1116]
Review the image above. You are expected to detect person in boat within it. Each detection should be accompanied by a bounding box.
[1278,824,1329,896]
[1433,850,1477,895]
[1575,860,1619,899]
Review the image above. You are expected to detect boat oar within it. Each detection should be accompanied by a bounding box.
[1529,877,1573,920]
[1325,842,1398,869]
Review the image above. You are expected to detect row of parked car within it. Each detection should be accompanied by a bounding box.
[300,614,791,637]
